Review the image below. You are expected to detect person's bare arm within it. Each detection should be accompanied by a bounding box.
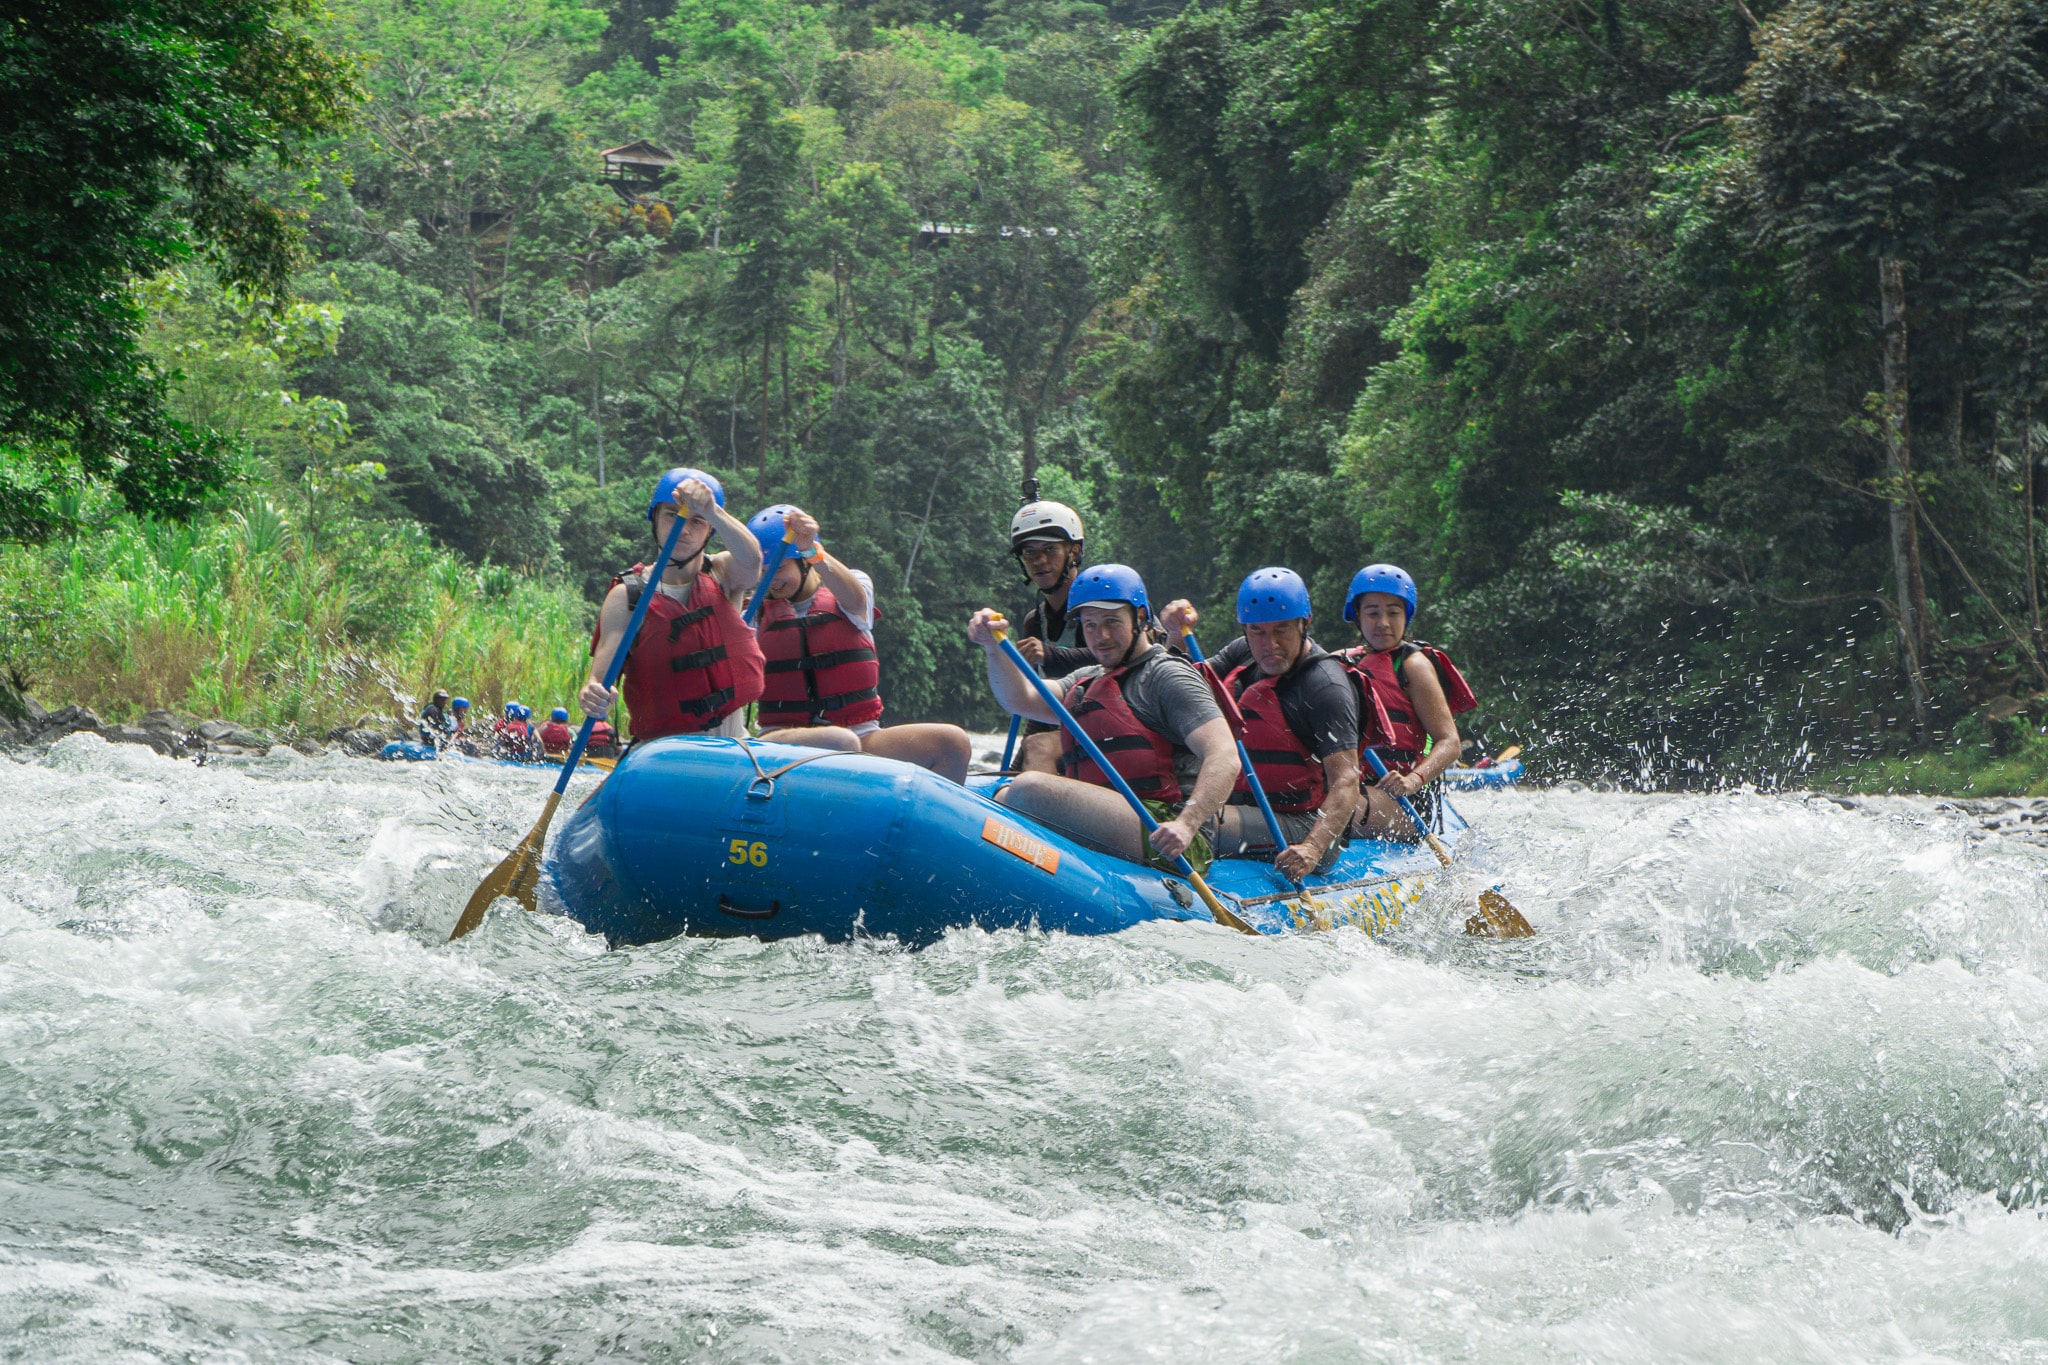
[782,509,869,617]
[1379,653,1460,795]
[705,497,763,594]
[968,608,1060,724]
[580,583,632,716]
[1152,716,1239,860]
[1278,749,1359,880]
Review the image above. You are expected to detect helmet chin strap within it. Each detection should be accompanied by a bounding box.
[782,558,817,601]
[1055,545,1082,592]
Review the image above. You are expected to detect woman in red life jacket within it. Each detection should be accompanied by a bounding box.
[580,468,765,745]
[746,504,972,783]
[1157,568,1363,881]
[1339,563,1476,840]
[966,565,1240,868]
[537,707,574,758]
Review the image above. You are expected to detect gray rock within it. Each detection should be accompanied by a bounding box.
[226,729,271,749]
[198,720,238,741]
[138,709,186,732]
[98,725,182,757]
[291,737,326,756]
[20,695,47,726]
[337,727,386,756]
[31,705,101,739]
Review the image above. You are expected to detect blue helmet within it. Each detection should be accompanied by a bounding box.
[647,467,726,521]
[551,707,569,722]
[451,697,470,711]
[1237,567,1312,624]
[746,504,819,559]
[505,702,527,720]
[1344,563,1418,624]
[1067,564,1149,623]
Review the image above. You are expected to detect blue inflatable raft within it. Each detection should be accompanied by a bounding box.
[1444,757,1523,791]
[545,736,1464,946]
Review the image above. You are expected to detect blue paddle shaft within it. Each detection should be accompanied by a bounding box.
[554,512,691,796]
[994,634,1200,880]
[999,713,1022,772]
[1182,632,1293,864]
[743,534,796,626]
[1362,747,1432,836]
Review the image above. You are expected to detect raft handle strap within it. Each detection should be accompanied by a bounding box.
[736,738,854,800]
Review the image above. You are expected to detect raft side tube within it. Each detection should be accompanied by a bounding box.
[547,737,1207,946]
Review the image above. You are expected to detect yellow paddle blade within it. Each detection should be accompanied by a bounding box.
[1187,872,1258,935]
[1422,831,1454,867]
[1464,887,1536,939]
[1493,744,1523,763]
[449,790,563,941]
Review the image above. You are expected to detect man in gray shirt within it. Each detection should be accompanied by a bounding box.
[968,565,1239,868]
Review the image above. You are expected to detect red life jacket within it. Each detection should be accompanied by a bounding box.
[1056,649,1185,804]
[1342,639,1476,758]
[1223,661,1327,814]
[756,586,884,728]
[537,720,573,754]
[598,564,766,742]
[589,720,617,752]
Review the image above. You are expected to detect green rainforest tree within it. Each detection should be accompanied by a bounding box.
[0,0,359,537]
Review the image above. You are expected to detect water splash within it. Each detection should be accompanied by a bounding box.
[4,733,2047,1360]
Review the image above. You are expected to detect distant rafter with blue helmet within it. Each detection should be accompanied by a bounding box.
[646,467,725,520]
[1066,564,1150,622]
[551,707,570,722]
[1344,563,1418,624]
[1236,567,1312,624]
[746,503,820,559]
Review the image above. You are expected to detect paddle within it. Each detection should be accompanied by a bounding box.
[989,620,1258,935]
[743,527,799,627]
[999,713,1022,773]
[449,510,692,941]
[1362,747,1453,867]
[1362,747,1534,938]
[1179,629,1308,898]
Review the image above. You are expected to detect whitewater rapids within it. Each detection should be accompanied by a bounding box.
[4,731,2048,1361]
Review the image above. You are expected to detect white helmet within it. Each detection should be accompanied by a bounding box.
[1010,500,1084,550]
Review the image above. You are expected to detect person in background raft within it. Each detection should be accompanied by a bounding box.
[747,504,972,784]
[1338,563,1476,839]
[1007,499,1094,774]
[447,697,477,753]
[966,565,1239,869]
[418,689,455,747]
[1158,568,1365,879]
[581,468,765,745]
[537,706,574,759]
[493,703,539,761]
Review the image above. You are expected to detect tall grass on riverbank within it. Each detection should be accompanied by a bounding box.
[1,500,594,735]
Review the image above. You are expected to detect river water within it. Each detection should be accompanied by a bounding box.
[5,732,2048,1361]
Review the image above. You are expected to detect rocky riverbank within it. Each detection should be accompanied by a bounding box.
[0,695,403,760]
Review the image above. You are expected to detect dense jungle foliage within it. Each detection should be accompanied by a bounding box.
[9,0,2048,783]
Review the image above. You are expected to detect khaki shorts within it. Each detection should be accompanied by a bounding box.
[1213,806,1345,873]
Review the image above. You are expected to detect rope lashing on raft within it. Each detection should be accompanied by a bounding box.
[730,737,856,800]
